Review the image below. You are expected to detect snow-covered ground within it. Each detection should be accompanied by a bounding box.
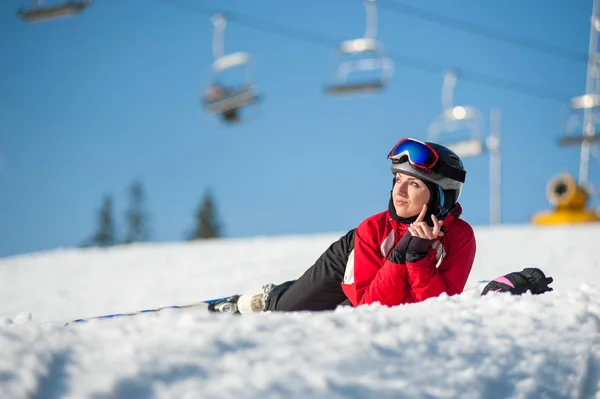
[1,223,600,399]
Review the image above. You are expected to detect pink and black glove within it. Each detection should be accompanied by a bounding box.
[481,268,554,296]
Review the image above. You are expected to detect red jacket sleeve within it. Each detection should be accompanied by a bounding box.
[344,220,410,307]
[405,220,476,302]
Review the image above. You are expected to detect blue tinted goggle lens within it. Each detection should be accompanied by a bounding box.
[388,139,438,168]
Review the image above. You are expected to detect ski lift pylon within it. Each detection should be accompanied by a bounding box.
[17,0,92,23]
[325,0,393,95]
[201,14,260,124]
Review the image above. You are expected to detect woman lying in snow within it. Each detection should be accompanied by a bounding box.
[211,137,476,313]
[211,138,553,314]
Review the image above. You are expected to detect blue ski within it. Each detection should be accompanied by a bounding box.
[65,295,239,326]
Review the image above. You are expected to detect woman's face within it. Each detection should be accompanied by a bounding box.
[391,172,431,218]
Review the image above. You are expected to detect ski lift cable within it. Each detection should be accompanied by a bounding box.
[154,0,574,103]
[379,0,589,65]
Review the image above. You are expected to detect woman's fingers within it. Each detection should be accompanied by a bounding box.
[431,215,444,237]
[410,222,431,239]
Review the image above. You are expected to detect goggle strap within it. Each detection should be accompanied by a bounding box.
[437,163,466,183]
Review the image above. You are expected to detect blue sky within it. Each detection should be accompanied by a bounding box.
[1,0,598,258]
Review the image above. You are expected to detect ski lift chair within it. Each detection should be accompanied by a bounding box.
[201,14,260,125]
[324,0,393,96]
[427,71,486,156]
[201,52,259,123]
[17,0,92,23]
[428,105,486,157]
[559,93,600,146]
[325,38,393,95]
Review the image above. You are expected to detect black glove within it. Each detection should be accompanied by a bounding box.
[481,268,554,296]
[388,231,413,264]
[407,236,436,255]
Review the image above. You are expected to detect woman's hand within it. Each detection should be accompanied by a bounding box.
[407,204,444,240]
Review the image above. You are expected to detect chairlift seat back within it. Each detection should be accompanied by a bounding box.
[570,94,600,110]
[338,38,380,54]
[212,52,250,73]
[441,106,479,123]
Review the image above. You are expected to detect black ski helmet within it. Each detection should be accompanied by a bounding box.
[389,140,466,218]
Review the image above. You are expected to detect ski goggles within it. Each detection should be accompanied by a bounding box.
[387,138,466,182]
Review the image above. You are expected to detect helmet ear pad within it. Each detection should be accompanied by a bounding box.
[424,180,456,226]
[421,179,460,220]
[423,181,444,223]
[419,181,457,221]
[436,186,457,219]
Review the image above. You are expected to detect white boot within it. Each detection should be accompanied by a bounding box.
[236,284,275,314]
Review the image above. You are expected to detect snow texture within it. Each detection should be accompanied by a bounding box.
[1,224,600,399]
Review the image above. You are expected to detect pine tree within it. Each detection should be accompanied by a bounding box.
[124,179,150,244]
[87,194,117,247]
[189,189,222,240]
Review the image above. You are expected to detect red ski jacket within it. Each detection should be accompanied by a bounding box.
[340,203,476,307]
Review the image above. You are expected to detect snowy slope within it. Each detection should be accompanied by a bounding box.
[1,224,600,399]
